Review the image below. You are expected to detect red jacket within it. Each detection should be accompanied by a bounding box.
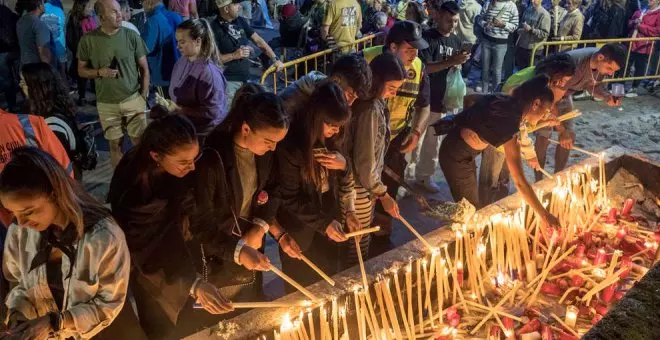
[629,8,660,54]
[0,110,73,226]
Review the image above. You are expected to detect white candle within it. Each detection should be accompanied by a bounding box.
[565,305,578,328]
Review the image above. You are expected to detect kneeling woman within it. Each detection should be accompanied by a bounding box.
[439,75,561,228]
[1,147,131,339]
[275,82,358,286]
[349,52,407,265]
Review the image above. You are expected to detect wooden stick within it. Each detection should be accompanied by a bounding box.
[550,313,580,337]
[548,139,599,158]
[232,301,312,308]
[300,255,336,286]
[537,166,554,179]
[270,265,318,301]
[399,216,434,251]
[344,226,381,238]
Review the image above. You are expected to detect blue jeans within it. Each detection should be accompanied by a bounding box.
[481,39,508,93]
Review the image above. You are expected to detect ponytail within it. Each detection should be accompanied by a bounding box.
[219,83,290,135]
[177,18,222,66]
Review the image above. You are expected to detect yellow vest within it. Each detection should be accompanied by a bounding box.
[363,46,423,139]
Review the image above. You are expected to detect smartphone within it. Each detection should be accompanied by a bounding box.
[109,56,120,78]
[461,42,473,54]
[313,147,329,155]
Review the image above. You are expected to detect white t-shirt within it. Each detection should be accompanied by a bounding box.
[121,21,140,36]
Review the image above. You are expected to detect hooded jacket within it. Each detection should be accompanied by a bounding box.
[628,7,660,54]
[278,70,328,116]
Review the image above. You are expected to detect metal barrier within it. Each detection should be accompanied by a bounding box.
[260,33,383,93]
[530,37,660,83]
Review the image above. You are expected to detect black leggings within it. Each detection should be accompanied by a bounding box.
[438,130,481,208]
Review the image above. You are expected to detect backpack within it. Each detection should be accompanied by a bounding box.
[45,114,98,171]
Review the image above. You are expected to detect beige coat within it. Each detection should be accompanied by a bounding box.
[557,9,585,51]
[3,218,130,339]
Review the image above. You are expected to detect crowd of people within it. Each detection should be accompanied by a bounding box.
[0,0,648,338]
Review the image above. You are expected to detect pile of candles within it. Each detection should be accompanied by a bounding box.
[261,159,658,340]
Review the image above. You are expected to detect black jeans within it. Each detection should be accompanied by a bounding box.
[630,51,650,87]
[438,129,481,208]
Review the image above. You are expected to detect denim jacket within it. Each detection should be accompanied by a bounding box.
[3,218,130,339]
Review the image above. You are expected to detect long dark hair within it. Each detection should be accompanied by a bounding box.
[0,147,110,239]
[291,82,351,188]
[131,106,198,190]
[219,83,290,136]
[21,63,77,120]
[69,0,91,22]
[368,52,407,100]
[177,18,222,65]
[511,75,555,111]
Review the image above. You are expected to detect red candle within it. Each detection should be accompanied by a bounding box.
[592,314,603,325]
[620,256,632,279]
[594,248,607,266]
[621,198,634,215]
[601,283,617,303]
[542,324,554,340]
[616,226,627,240]
[607,207,618,223]
[575,244,586,261]
[488,325,501,340]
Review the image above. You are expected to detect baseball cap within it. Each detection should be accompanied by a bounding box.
[215,0,247,8]
[387,20,428,50]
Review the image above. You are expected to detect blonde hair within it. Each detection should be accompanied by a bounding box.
[177,18,222,65]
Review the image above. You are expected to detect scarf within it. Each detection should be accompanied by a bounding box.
[29,224,79,279]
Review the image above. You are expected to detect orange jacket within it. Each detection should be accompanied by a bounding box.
[0,109,73,226]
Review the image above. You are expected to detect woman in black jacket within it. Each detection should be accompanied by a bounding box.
[66,0,95,105]
[274,82,359,288]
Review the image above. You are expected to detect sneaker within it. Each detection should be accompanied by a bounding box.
[413,177,441,194]
[625,88,639,98]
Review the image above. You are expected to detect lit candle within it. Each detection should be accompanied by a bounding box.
[281,314,294,340]
[565,305,578,328]
[416,259,424,334]
[308,309,316,340]
[592,268,606,278]
[352,288,362,340]
[332,298,338,340]
[456,260,464,288]
[340,308,348,340]
[405,263,414,334]
[435,257,444,324]
[594,248,607,266]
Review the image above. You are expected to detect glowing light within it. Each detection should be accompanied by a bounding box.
[645,241,658,249]
[592,268,606,278]
[565,305,578,328]
[280,314,294,332]
[477,243,487,257]
[496,272,506,286]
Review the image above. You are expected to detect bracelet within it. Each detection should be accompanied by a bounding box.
[189,276,202,298]
[253,218,269,233]
[276,231,288,243]
[234,239,247,265]
[48,312,62,332]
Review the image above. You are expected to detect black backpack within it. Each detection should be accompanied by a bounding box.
[45,114,98,171]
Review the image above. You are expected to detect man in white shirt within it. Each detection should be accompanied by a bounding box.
[119,0,141,35]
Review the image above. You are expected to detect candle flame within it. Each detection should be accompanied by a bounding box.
[477,243,486,257]
[645,241,658,249]
[456,230,463,239]
[406,264,412,273]
[456,261,463,270]
[280,314,294,332]
[496,272,506,286]
[592,268,606,278]
[301,300,313,307]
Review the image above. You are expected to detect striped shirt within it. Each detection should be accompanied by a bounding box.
[480,0,519,42]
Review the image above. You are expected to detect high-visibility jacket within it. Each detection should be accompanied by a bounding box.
[363,45,424,139]
[0,110,73,226]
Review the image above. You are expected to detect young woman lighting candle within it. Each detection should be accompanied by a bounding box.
[439,75,561,231]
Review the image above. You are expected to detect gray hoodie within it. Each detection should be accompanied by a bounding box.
[278,71,328,115]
